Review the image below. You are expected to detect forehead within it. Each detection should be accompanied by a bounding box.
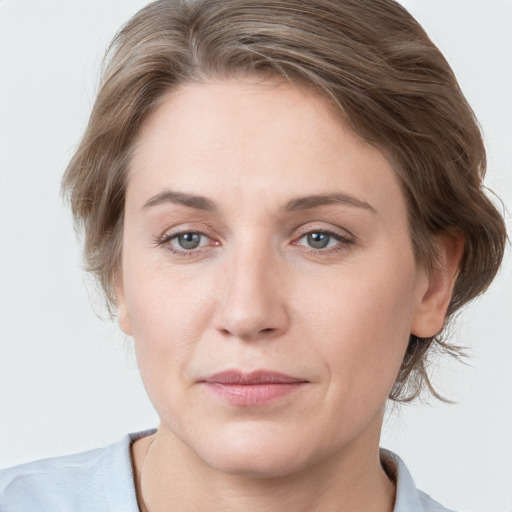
[127,78,405,218]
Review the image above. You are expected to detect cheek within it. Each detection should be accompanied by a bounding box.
[123,263,216,396]
[296,261,417,398]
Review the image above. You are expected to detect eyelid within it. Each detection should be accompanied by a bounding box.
[289,224,357,256]
[155,224,222,257]
[292,223,356,242]
[292,230,352,247]
[157,222,218,241]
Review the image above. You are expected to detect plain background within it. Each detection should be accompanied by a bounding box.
[0,1,511,510]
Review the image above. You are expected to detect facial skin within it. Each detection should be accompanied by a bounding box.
[118,78,457,511]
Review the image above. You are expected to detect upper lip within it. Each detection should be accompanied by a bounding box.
[203,370,307,385]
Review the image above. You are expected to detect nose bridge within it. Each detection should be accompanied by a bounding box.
[214,232,288,339]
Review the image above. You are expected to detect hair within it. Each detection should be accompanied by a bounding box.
[62,0,507,402]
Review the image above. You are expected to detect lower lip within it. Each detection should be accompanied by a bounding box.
[204,382,306,406]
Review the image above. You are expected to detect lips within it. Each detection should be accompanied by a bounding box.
[205,370,305,385]
[202,370,308,406]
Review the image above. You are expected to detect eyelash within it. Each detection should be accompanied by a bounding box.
[155,228,355,258]
[156,231,219,257]
[292,229,355,255]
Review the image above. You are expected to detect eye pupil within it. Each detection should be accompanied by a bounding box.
[178,233,201,249]
[307,232,330,249]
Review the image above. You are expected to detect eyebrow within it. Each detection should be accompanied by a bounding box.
[143,190,217,211]
[142,190,376,215]
[282,193,377,214]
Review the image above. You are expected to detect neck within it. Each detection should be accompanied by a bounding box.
[132,416,395,512]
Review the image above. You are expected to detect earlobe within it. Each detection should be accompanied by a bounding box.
[411,233,464,338]
[115,271,133,336]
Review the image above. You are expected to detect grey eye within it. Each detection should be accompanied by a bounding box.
[177,233,202,249]
[306,232,331,249]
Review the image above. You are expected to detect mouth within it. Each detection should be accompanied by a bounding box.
[201,370,309,406]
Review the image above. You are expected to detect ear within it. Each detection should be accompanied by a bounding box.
[411,233,464,338]
[114,270,133,336]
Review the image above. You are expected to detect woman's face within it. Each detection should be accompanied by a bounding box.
[118,78,433,477]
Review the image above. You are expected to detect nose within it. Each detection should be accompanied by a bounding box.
[213,242,290,341]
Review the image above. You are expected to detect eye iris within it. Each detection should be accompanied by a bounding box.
[307,232,330,249]
[178,233,201,249]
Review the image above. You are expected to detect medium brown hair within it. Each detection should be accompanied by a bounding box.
[62,0,507,401]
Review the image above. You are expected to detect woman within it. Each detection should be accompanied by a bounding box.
[0,0,507,511]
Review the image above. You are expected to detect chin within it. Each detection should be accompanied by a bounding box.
[206,447,308,479]
[189,424,325,479]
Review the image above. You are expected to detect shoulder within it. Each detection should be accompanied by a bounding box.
[0,446,113,511]
[0,430,153,512]
[380,449,458,512]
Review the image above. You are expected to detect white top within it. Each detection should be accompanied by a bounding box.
[0,429,455,512]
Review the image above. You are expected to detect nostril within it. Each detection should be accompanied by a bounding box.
[213,282,290,339]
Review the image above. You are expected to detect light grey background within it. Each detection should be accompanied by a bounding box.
[0,1,510,510]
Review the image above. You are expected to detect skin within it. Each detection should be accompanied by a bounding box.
[117,78,461,512]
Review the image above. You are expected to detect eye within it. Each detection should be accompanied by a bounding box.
[161,231,215,254]
[173,232,204,250]
[292,228,355,254]
[303,232,335,249]
[297,231,341,250]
